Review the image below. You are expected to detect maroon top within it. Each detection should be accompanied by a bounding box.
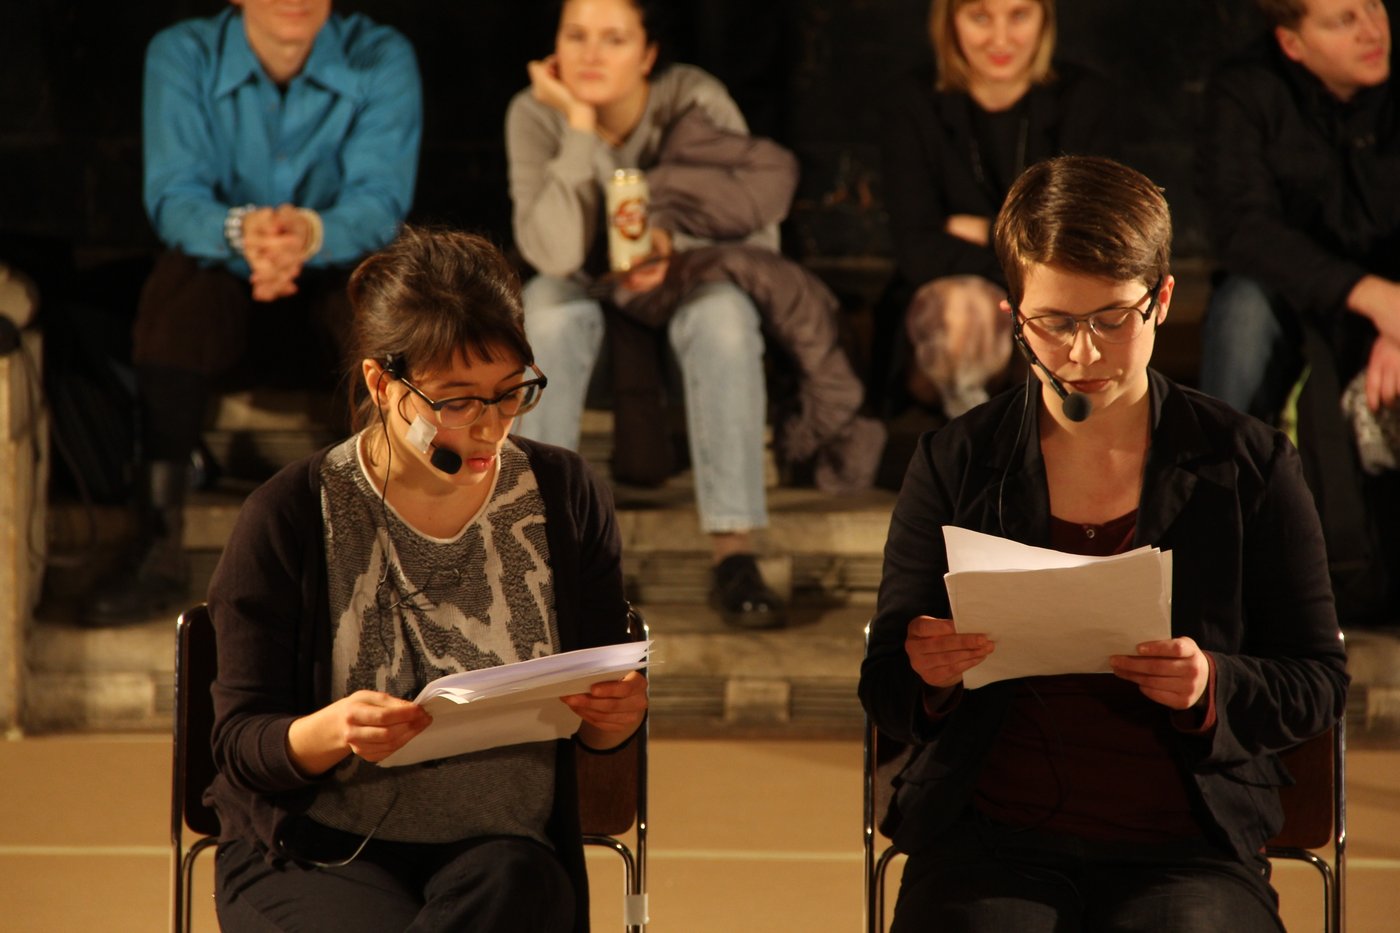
[970,510,1216,842]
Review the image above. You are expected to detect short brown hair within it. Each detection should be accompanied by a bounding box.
[929,0,1057,93]
[1255,0,1310,29]
[993,155,1172,305]
[345,225,530,432]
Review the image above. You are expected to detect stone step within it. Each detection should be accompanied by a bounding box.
[22,604,1400,745]
[21,603,872,736]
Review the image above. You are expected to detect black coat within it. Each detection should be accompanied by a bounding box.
[1197,36,1400,376]
[858,371,1349,866]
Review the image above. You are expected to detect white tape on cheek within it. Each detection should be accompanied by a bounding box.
[405,414,438,454]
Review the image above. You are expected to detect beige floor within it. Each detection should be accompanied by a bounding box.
[0,734,1396,932]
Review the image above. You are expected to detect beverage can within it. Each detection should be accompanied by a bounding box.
[606,168,653,273]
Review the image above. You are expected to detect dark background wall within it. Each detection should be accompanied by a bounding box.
[0,1,1308,291]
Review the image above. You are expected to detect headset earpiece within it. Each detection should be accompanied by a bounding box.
[384,354,404,381]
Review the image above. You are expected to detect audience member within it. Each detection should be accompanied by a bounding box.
[85,0,422,625]
[205,227,646,933]
[860,155,1348,932]
[1197,0,1400,625]
[880,0,1115,418]
[507,0,803,629]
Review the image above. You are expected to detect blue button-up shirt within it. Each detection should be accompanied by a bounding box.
[143,9,421,275]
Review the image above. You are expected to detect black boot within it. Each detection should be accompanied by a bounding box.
[709,554,787,630]
[84,460,191,626]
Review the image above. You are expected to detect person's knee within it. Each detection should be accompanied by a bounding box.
[521,277,603,353]
[445,838,574,930]
[668,282,763,362]
[1205,275,1281,344]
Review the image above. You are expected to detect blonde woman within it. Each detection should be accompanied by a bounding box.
[881,0,1115,418]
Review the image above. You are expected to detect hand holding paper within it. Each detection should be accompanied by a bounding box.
[564,669,649,750]
[1110,636,1210,710]
[378,640,651,767]
[905,615,995,689]
[941,527,1172,689]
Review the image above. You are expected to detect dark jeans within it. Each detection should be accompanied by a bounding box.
[132,250,353,461]
[1197,275,1302,422]
[891,812,1284,933]
[215,823,574,933]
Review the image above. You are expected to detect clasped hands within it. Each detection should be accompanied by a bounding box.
[241,204,318,302]
[287,672,649,776]
[904,614,1210,711]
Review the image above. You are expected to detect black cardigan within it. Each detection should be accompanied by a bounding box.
[204,436,630,932]
[880,61,1118,292]
[858,371,1349,866]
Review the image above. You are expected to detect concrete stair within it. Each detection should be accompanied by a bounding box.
[24,384,1400,746]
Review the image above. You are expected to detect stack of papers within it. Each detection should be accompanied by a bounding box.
[943,527,1171,689]
[379,640,651,767]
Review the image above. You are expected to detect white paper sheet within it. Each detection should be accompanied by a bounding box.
[378,640,651,767]
[942,527,1171,689]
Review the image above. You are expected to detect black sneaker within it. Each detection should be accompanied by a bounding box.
[709,554,786,630]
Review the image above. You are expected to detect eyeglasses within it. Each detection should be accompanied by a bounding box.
[1014,278,1163,347]
[398,365,547,429]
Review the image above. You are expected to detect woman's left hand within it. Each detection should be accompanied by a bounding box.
[1109,637,1210,710]
[564,670,649,750]
[621,228,672,293]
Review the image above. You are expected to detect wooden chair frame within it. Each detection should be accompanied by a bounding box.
[172,603,650,932]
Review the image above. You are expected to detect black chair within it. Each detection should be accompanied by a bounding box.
[1265,719,1348,933]
[172,603,651,932]
[171,605,220,933]
[577,606,651,931]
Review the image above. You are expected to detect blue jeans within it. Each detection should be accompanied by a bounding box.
[1198,275,1300,419]
[514,275,768,534]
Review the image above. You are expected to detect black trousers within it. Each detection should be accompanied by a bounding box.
[132,251,353,461]
[215,824,574,933]
[891,811,1284,933]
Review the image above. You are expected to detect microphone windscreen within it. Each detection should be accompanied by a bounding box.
[429,446,463,475]
[1062,392,1093,423]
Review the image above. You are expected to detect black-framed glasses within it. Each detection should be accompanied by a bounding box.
[398,364,547,429]
[1014,278,1163,347]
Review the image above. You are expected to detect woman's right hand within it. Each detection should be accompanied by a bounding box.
[286,690,433,777]
[904,615,994,689]
[528,55,596,133]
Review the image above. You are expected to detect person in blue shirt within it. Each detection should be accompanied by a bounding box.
[87,0,422,625]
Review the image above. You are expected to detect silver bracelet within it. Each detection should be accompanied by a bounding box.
[223,204,255,255]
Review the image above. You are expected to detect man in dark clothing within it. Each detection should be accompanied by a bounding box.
[1196,0,1400,626]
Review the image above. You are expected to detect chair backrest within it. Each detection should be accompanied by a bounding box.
[1268,723,1339,850]
[173,604,221,843]
[577,606,649,836]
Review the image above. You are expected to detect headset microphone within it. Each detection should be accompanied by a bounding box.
[429,446,463,475]
[387,357,463,475]
[405,414,463,475]
[1010,326,1093,423]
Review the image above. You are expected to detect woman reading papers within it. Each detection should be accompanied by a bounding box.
[859,155,1347,932]
[205,227,646,932]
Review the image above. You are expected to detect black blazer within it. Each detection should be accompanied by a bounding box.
[858,370,1349,865]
